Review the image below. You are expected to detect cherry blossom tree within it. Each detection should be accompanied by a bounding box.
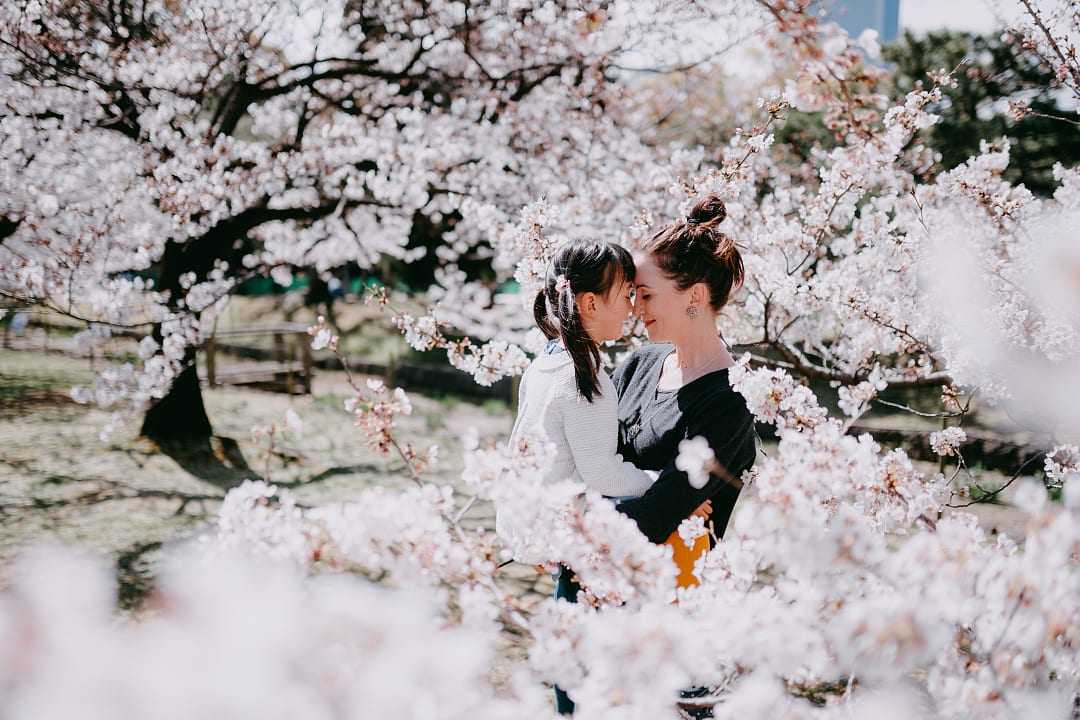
[0,0,742,443]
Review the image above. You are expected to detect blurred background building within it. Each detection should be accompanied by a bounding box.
[824,0,901,43]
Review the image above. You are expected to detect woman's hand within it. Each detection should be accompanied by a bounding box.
[691,499,712,519]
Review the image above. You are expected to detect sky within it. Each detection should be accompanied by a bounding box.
[673,0,1037,86]
[899,0,1026,35]
[281,0,1042,81]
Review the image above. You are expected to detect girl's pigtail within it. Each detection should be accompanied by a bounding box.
[533,289,558,339]
[555,291,602,402]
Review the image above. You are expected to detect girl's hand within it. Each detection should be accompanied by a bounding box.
[691,499,712,519]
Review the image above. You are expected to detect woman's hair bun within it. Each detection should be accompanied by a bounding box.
[686,194,726,227]
[644,193,744,311]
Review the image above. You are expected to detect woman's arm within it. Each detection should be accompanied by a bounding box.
[615,393,756,543]
[558,383,655,497]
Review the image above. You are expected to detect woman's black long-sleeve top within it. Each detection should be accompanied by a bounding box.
[612,343,757,544]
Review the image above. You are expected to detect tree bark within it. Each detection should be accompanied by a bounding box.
[0,216,19,244]
[139,346,213,446]
[135,202,339,444]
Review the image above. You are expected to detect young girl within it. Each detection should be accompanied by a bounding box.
[507,241,653,502]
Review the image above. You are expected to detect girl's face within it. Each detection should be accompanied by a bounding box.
[631,252,694,343]
[582,275,635,343]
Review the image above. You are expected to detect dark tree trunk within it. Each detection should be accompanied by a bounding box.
[135,203,339,445]
[140,346,213,446]
[138,233,215,446]
[0,216,19,244]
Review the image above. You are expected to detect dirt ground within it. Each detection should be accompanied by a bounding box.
[0,347,555,608]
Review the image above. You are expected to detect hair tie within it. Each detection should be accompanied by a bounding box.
[554,274,571,294]
[685,216,702,226]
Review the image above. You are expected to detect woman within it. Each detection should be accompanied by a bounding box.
[612,193,756,546]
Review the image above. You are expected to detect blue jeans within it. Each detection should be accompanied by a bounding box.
[553,496,632,714]
[553,564,581,715]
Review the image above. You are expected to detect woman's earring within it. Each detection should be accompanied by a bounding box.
[686,305,701,319]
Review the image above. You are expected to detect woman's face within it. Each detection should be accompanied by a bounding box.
[632,252,693,343]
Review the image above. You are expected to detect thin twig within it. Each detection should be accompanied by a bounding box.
[947,452,1045,508]
[873,399,964,418]
[453,495,479,524]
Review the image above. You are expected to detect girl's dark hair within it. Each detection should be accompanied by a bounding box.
[532,241,635,402]
[643,194,744,311]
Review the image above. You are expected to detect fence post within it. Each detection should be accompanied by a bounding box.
[385,355,398,389]
[299,332,313,394]
[510,374,522,415]
[285,332,296,395]
[206,334,217,387]
[272,331,285,363]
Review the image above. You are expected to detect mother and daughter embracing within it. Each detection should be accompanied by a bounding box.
[498,194,758,714]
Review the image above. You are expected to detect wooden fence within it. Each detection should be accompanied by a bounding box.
[202,324,313,395]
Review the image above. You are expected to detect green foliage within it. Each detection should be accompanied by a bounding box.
[773,107,840,162]
[884,30,1080,196]
[433,393,462,411]
[481,398,510,415]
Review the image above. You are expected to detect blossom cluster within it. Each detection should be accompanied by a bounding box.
[347,377,415,456]
[0,544,547,719]
[389,305,530,387]
[929,427,968,457]
[1045,445,1080,487]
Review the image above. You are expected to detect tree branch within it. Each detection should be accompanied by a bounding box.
[748,344,952,388]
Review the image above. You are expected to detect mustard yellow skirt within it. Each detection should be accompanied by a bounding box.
[664,529,710,588]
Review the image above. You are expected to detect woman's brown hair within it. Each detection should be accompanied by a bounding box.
[642,194,744,311]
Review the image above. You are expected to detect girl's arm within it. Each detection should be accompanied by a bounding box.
[557,380,654,497]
